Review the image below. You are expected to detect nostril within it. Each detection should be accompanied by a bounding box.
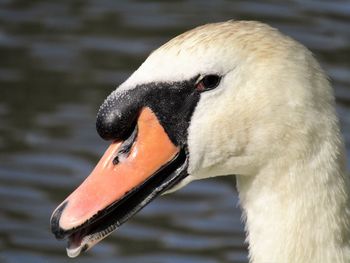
[113,125,138,165]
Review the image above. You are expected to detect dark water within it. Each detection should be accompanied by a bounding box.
[0,1,350,262]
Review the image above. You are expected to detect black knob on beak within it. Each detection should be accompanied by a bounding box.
[96,77,200,145]
[96,91,140,141]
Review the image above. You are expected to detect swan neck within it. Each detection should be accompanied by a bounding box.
[237,138,350,263]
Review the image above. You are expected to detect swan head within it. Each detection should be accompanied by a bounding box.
[50,21,338,257]
[129,20,336,188]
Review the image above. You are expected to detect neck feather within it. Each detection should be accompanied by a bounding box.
[237,127,350,263]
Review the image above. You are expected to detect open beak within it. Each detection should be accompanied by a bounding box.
[50,107,188,257]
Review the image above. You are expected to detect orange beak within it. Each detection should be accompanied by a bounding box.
[50,107,187,257]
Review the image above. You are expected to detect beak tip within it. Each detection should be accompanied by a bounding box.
[50,201,68,240]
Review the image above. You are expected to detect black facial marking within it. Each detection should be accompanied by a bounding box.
[96,76,201,146]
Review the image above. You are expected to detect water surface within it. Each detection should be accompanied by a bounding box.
[1,1,350,263]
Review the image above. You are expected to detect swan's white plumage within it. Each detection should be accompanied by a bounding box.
[116,21,350,262]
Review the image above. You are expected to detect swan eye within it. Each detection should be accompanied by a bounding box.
[196,75,221,92]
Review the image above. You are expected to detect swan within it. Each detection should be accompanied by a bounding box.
[50,20,350,263]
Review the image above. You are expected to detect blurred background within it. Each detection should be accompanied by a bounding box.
[0,0,349,262]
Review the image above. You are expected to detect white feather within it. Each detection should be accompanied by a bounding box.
[118,20,350,263]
